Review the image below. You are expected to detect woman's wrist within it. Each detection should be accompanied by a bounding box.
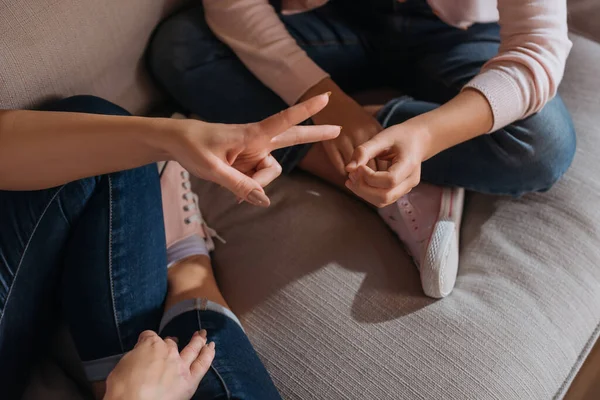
[141,117,195,162]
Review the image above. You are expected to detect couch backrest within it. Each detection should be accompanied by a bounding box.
[0,0,598,115]
[0,0,187,114]
[568,0,600,42]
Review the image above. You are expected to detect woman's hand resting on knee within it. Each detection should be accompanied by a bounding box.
[104,330,214,400]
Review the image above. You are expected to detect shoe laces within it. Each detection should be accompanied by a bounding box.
[180,169,226,251]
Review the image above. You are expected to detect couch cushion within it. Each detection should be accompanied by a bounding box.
[7,0,599,398]
[191,31,600,399]
[0,0,186,114]
[568,0,600,42]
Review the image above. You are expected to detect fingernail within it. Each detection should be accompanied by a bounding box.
[166,336,179,343]
[208,341,216,349]
[325,91,332,97]
[345,180,353,189]
[348,172,357,183]
[237,198,244,204]
[247,190,270,207]
[199,329,207,339]
[347,161,357,170]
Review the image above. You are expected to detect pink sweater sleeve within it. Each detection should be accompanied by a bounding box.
[464,0,572,132]
[203,0,329,105]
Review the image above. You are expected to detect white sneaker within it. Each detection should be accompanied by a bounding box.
[379,183,465,298]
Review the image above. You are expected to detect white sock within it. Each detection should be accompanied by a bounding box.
[167,235,209,268]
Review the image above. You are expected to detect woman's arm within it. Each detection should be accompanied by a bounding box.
[0,94,340,207]
[203,0,328,105]
[0,110,173,190]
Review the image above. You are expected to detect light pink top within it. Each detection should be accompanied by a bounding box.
[203,0,571,131]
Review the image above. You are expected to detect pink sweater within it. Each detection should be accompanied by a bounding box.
[203,0,571,131]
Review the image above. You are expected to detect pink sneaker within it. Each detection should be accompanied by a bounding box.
[159,161,224,253]
[379,183,465,298]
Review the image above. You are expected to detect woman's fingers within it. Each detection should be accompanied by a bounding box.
[251,155,283,188]
[164,337,179,357]
[270,125,341,150]
[254,93,331,139]
[190,342,216,383]
[180,330,208,368]
[209,156,271,207]
[135,330,160,348]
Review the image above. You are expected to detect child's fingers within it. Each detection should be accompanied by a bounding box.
[345,171,420,208]
[353,162,413,190]
[346,135,392,172]
[322,141,348,176]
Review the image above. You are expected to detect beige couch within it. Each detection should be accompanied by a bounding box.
[2,0,600,399]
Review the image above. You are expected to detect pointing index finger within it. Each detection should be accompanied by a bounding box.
[254,93,331,139]
[269,125,341,150]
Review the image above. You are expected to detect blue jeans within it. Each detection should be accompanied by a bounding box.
[149,0,576,195]
[0,96,280,399]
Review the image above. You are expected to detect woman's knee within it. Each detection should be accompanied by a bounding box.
[498,95,576,193]
[148,5,229,84]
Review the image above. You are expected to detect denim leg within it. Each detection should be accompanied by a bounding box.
[148,3,373,172]
[0,96,167,397]
[379,96,576,195]
[60,164,167,380]
[0,183,78,398]
[160,301,281,400]
[374,11,576,195]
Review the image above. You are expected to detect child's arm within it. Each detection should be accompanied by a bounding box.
[203,0,384,175]
[203,0,327,106]
[345,0,571,207]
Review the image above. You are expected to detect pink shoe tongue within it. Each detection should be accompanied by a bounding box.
[378,183,444,265]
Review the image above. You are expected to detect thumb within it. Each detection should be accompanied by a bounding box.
[346,135,390,172]
[211,160,271,207]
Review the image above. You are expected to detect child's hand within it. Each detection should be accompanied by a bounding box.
[344,120,433,207]
[104,330,214,400]
[299,78,383,175]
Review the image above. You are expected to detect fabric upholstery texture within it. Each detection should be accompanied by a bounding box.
[0,0,597,399]
[0,0,186,114]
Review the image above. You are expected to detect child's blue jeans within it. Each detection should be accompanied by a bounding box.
[149,0,576,196]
